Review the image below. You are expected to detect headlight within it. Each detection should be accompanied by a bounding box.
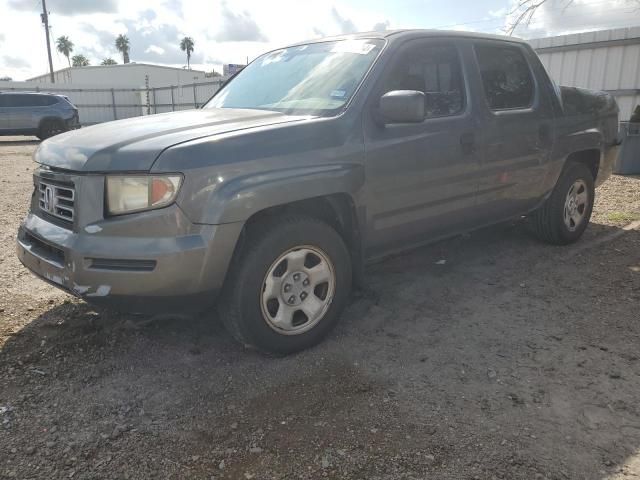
[106,175,182,215]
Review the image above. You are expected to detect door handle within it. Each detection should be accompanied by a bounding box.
[460,132,475,154]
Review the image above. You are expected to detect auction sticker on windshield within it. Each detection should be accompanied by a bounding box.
[331,40,377,55]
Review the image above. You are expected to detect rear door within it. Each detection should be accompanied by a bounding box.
[5,94,37,130]
[363,38,482,257]
[471,41,554,222]
[0,95,9,131]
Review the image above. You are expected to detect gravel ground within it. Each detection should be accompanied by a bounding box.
[1,136,639,480]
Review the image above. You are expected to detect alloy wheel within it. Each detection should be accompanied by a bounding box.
[563,178,589,232]
[260,246,336,335]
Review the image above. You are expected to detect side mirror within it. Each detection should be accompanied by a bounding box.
[379,90,425,124]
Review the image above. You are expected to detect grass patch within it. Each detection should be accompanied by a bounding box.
[606,211,640,224]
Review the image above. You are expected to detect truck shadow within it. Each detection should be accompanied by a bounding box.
[2,220,639,479]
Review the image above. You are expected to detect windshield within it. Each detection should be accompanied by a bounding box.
[205,39,385,116]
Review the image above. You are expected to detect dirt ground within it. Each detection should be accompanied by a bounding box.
[1,136,639,480]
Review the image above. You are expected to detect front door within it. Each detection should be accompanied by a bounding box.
[363,39,481,258]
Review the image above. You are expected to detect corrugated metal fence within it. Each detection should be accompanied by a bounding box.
[1,80,225,125]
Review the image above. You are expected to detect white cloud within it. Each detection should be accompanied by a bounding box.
[506,0,640,37]
[213,1,267,42]
[372,20,391,32]
[145,45,166,55]
[2,0,637,81]
[331,6,357,34]
[489,8,507,18]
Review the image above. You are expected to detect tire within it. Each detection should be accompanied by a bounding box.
[529,162,595,245]
[37,119,66,140]
[218,215,352,355]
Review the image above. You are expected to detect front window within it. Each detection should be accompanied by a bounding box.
[205,39,385,116]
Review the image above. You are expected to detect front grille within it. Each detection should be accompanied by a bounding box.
[38,180,75,223]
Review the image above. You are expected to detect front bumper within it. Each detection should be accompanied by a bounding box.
[17,210,243,314]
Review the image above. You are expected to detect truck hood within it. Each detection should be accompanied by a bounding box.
[35,108,307,172]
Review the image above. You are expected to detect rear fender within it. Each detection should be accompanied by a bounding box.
[544,127,603,194]
[37,116,64,131]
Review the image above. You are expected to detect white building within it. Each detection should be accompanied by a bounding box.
[27,63,209,88]
[529,26,640,120]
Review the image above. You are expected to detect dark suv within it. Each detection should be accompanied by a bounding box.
[0,92,80,139]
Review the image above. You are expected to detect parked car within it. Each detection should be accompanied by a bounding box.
[0,92,80,139]
[17,30,619,354]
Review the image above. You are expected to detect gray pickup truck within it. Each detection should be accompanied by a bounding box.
[17,30,619,354]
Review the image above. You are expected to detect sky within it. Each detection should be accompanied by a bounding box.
[0,0,639,80]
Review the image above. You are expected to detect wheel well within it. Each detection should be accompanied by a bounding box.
[242,194,364,284]
[565,149,600,180]
[38,117,63,130]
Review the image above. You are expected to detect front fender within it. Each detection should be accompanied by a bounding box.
[189,163,365,224]
[211,164,364,224]
[156,114,366,225]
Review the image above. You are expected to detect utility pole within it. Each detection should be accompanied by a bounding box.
[41,0,55,83]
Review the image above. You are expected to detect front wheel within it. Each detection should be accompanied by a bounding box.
[529,162,595,245]
[218,215,352,355]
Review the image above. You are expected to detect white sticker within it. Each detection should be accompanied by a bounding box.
[331,90,346,98]
[331,40,377,55]
[262,50,286,66]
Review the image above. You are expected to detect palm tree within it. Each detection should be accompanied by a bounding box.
[115,34,130,64]
[180,37,195,70]
[56,36,74,67]
[101,58,117,65]
[71,54,90,67]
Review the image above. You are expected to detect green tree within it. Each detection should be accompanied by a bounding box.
[115,34,130,64]
[180,36,195,70]
[101,58,117,65]
[56,36,74,67]
[71,54,90,67]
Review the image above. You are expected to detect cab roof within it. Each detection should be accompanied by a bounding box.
[287,29,528,47]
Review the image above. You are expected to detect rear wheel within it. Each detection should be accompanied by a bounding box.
[219,215,352,354]
[37,119,66,140]
[529,162,595,245]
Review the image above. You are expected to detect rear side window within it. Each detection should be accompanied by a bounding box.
[475,44,534,110]
[39,96,59,106]
[0,94,58,107]
[0,94,39,107]
[0,95,27,107]
[383,43,465,119]
[29,95,58,106]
